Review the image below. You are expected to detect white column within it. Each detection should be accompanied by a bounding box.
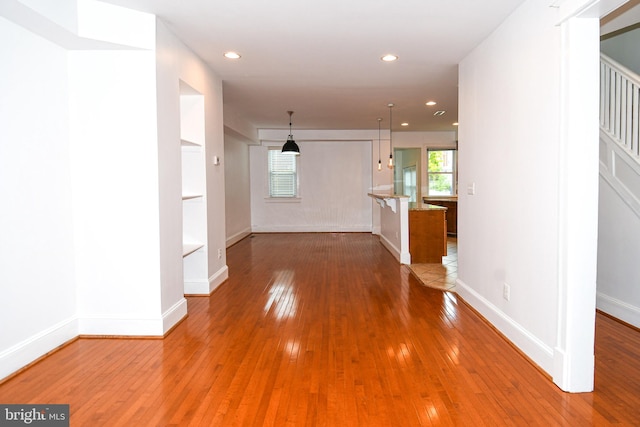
[553,15,600,393]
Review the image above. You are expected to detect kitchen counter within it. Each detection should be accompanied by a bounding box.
[409,202,448,211]
[422,197,457,235]
[409,203,447,263]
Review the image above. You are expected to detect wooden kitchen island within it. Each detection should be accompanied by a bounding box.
[409,203,447,263]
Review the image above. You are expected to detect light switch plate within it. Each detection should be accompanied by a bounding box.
[467,182,476,195]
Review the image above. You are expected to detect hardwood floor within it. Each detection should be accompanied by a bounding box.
[1,233,640,426]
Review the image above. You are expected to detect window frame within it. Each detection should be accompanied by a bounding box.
[426,148,458,197]
[267,147,300,200]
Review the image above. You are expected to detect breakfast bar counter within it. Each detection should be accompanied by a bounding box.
[408,203,447,263]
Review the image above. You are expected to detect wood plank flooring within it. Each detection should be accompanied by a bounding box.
[1,233,640,425]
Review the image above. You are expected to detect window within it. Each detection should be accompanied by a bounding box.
[268,149,298,198]
[427,149,457,196]
[403,166,417,202]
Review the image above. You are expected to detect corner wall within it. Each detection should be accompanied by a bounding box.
[224,130,252,247]
[458,0,603,392]
[0,15,78,380]
[155,19,227,296]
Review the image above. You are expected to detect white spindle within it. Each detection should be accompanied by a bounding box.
[601,54,640,162]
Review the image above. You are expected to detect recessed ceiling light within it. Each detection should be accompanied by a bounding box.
[401,122,409,126]
[224,51,241,59]
[453,122,459,126]
[381,54,398,62]
[425,101,437,106]
[434,110,446,116]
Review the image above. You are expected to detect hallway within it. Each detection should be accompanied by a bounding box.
[1,233,639,425]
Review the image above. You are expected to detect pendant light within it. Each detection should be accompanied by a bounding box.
[377,117,383,171]
[387,103,394,169]
[281,110,300,155]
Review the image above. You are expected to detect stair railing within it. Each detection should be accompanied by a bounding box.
[600,53,640,162]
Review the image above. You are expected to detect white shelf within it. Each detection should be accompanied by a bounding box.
[180,87,208,294]
[182,243,204,257]
[180,138,201,147]
[182,194,203,200]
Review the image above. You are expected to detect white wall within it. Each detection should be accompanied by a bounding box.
[155,19,227,296]
[250,138,372,232]
[0,16,78,379]
[459,1,561,368]
[0,1,229,380]
[597,18,640,324]
[458,0,602,392]
[597,127,640,326]
[224,130,252,246]
[601,27,640,74]
[597,176,640,325]
[68,47,165,334]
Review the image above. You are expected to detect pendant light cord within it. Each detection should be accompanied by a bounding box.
[378,118,382,162]
[388,104,394,161]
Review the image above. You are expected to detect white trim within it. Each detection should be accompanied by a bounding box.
[162,298,188,334]
[184,265,228,295]
[0,317,78,381]
[455,278,555,374]
[184,279,210,295]
[78,314,165,336]
[599,130,640,218]
[226,227,251,247]
[380,233,411,264]
[264,197,302,203]
[251,225,373,233]
[209,265,229,294]
[597,291,640,328]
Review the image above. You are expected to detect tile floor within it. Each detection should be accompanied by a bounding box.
[407,237,457,292]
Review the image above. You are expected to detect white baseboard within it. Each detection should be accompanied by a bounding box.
[597,291,640,328]
[209,265,229,293]
[184,279,210,295]
[379,234,400,262]
[0,316,78,381]
[379,234,411,264]
[184,265,228,295]
[226,227,251,247]
[77,314,167,336]
[455,277,554,374]
[251,225,372,233]
[0,299,190,382]
[162,298,188,334]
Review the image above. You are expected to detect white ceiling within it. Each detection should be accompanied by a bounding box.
[101,0,529,133]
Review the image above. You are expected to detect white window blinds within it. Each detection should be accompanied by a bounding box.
[268,149,298,197]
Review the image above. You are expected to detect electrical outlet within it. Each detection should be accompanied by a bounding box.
[503,283,510,301]
[217,248,222,259]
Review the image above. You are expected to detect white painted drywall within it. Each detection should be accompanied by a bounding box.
[224,131,252,247]
[250,139,372,232]
[0,16,78,379]
[601,28,640,75]
[458,0,601,392]
[155,19,227,296]
[597,175,640,326]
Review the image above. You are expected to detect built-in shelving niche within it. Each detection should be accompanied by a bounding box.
[179,81,208,293]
